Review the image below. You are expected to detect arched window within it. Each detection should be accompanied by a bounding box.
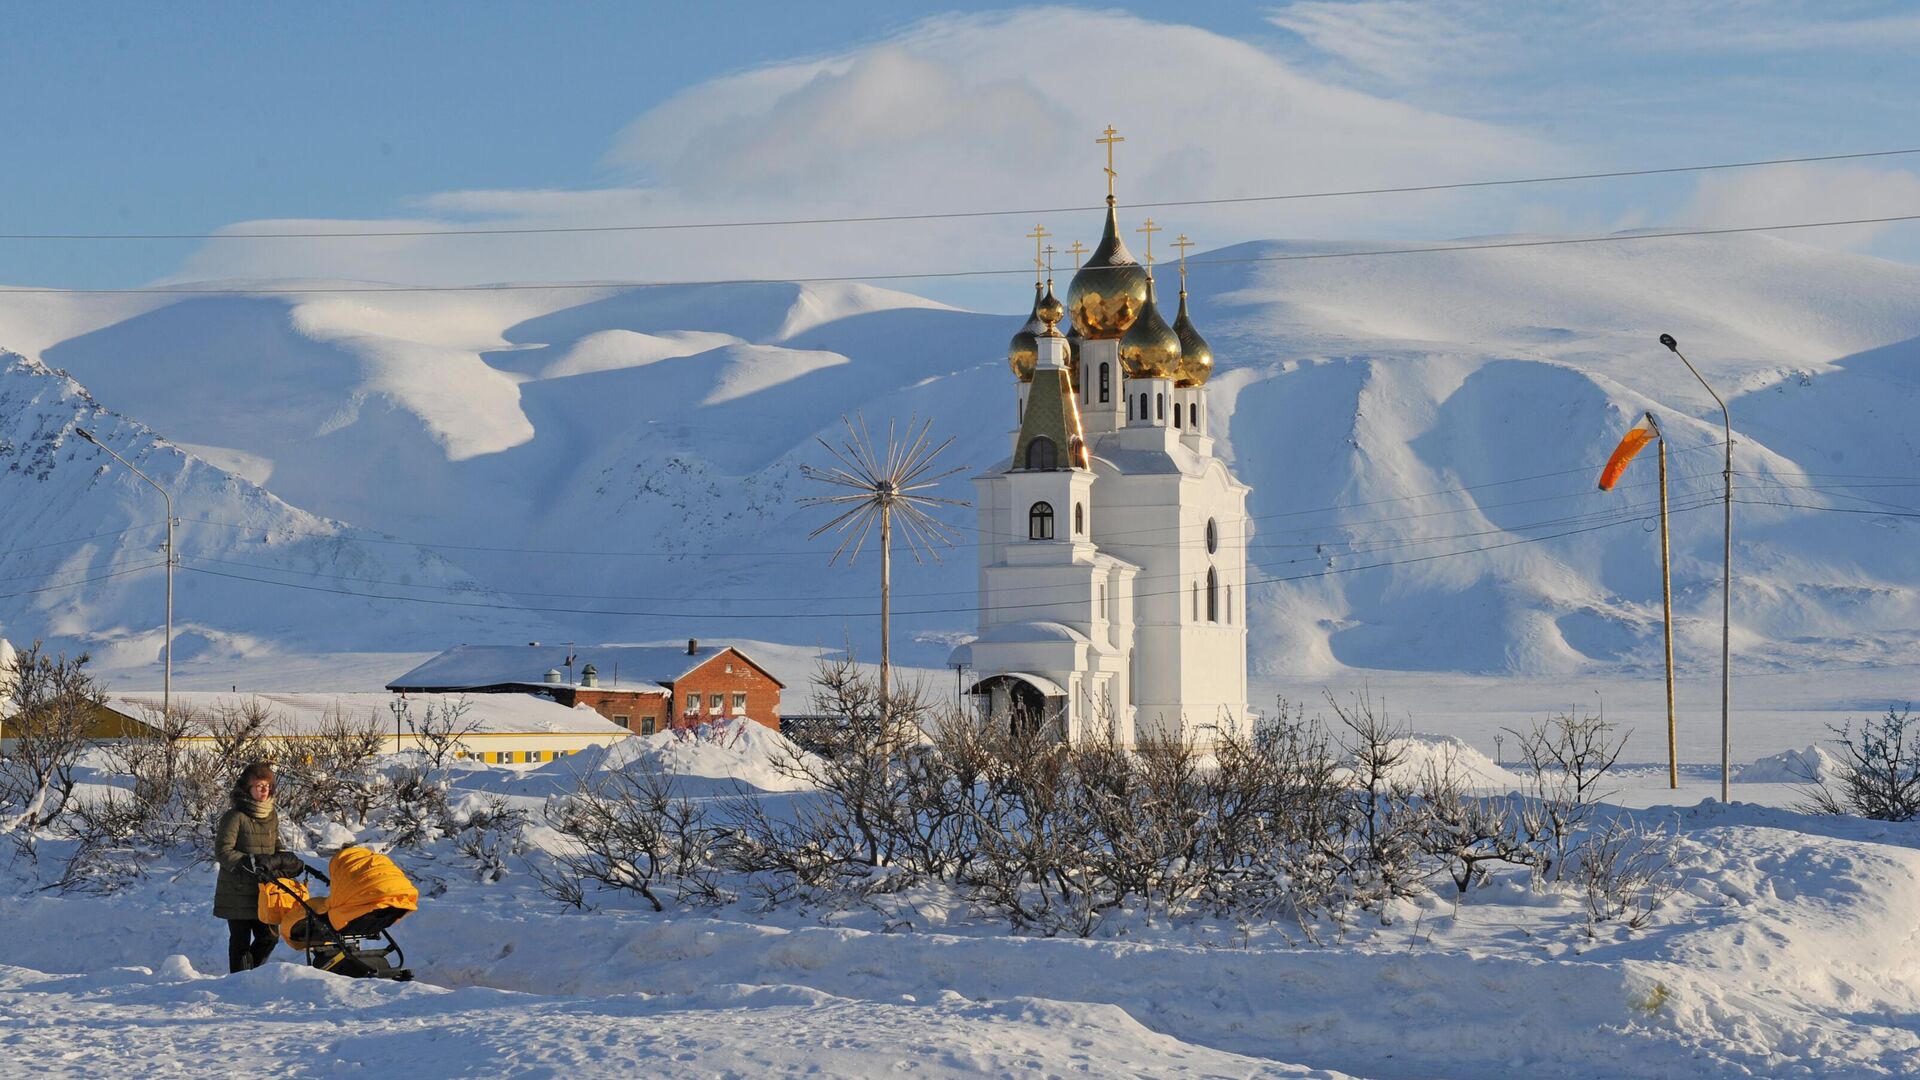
[1205,518,1218,554]
[1074,502,1085,535]
[1192,582,1200,621]
[1173,404,1183,429]
[1207,567,1219,623]
[1076,361,1085,400]
[1157,393,1165,420]
[1099,363,1110,403]
[1025,436,1057,470]
[1126,396,1133,420]
[1190,402,1198,429]
[1139,393,1149,421]
[1028,501,1055,540]
[1018,399,1024,423]
[1227,583,1233,624]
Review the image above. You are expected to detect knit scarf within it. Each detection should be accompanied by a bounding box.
[241,795,274,820]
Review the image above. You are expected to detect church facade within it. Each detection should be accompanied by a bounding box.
[951,146,1253,750]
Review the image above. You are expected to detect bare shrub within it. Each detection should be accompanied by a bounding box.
[1570,816,1675,931]
[534,763,721,911]
[1801,706,1920,821]
[1507,708,1626,880]
[1328,693,1428,902]
[449,794,528,884]
[278,704,388,829]
[1413,751,1535,895]
[0,644,105,852]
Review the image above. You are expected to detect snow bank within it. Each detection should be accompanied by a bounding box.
[1736,743,1847,784]
[1336,733,1527,792]
[540,717,820,793]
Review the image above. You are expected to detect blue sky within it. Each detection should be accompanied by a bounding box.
[4,3,1917,309]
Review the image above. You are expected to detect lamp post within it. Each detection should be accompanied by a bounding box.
[1657,333,1733,801]
[74,427,173,718]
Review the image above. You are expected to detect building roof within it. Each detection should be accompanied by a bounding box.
[386,643,785,693]
[105,691,629,737]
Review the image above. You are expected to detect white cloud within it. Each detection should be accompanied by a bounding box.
[167,8,1554,309]
[1678,163,1920,250]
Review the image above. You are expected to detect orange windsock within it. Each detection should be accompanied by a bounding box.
[1598,412,1661,491]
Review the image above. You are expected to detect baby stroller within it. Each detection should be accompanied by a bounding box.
[251,846,420,981]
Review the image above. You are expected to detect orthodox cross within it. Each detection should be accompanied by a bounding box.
[1096,125,1124,201]
[1067,240,1087,268]
[1172,233,1194,288]
[1136,217,1161,266]
[1043,243,1057,277]
[1025,224,1051,284]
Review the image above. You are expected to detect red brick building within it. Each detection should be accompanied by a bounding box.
[387,641,785,735]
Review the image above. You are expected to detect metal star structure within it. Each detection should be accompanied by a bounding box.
[801,414,968,718]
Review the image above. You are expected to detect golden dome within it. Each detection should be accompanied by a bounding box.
[1172,288,1214,387]
[1007,281,1043,381]
[1118,276,1180,379]
[1066,201,1151,340]
[1037,280,1065,334]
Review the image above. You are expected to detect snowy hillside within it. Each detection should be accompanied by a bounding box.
[0,351,550,669]
[1,230,1916,690]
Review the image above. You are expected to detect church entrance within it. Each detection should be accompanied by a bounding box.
[965,672,1065,741]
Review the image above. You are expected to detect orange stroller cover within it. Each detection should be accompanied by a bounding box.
[325,847,419,930]
[256,876,310,927]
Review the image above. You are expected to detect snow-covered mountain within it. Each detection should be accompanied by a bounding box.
[0,350,550,672]
[1,230,1916,685]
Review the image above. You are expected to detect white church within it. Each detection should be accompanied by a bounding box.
[951,138,1253,750]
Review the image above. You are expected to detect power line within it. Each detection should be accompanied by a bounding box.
[175,503,1714,621]
[8,215,1920,297]
[8,147,1918,241]
[172,489,1716,606]
[0,561,166,600]
[1735,498,1920,519]
[0,523,162,558]
[172,441,1729,559]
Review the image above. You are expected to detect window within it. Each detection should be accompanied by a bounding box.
[1138,392,1149,421]
[1206,518,1218,554]
[1157,393,1165,420]
[613,714,630,729]
[1207,567,1219,623]
[1028,501,1055,540]
[1193,582,1200,621]
[1074,502,1085,535]
[1126,396,1133,420]
[732,692,748,715]
[1173,405,1182,429]
[1190,403,1198,428]
[1227,584,1233,624]
[528,751,544,763]
[1025,436,1057,470]
[1099,362,1110,403]
[685,693,701,715]
[1099,583,1106,619]
[641,717,656,735]
[709,696,723,715]
[1076,361,1085,399]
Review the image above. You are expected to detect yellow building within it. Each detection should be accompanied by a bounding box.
[99,691,631,765]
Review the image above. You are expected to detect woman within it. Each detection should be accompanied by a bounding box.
[213,760,286,972]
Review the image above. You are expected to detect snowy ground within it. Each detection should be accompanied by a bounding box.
[5,713,1920,1078]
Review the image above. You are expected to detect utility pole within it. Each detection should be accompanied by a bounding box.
[1659,334,1734,801]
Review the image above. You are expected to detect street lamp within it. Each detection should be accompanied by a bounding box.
[1657,334,1733,801]
[74,427,174,718]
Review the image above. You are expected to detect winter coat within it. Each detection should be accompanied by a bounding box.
[324,847,418,929]
[212,805,283,920]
